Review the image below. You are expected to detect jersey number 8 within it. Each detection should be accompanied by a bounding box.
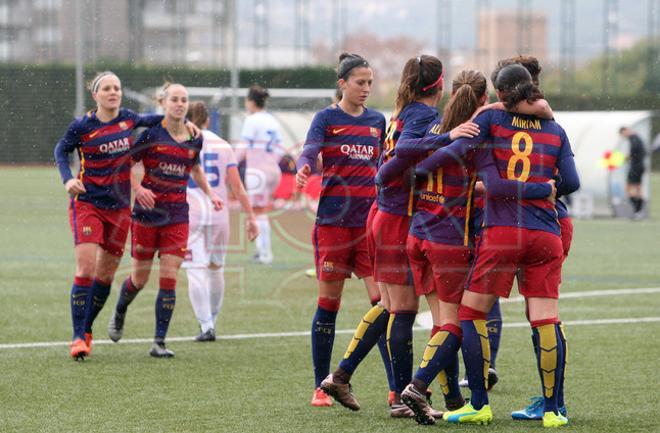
[507,132,533,182]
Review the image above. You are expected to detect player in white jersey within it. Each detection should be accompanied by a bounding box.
[184,101,259,341]
[236,85,283,264]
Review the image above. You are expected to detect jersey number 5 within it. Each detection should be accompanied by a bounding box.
[507,132,533,182]
[189,152,220,188]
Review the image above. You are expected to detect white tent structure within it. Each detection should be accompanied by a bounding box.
[554,111,654,218]
[275,109,655,219]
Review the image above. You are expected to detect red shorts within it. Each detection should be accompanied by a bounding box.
[131,221,189,260]
[365,201,379,271]
[370,209,411,285]
[407,235,472,302]
[312,224,371,281]
[68,200,130,257]
[559,217,573,259]
[467,226,563,299]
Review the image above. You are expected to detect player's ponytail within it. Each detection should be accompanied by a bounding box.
[393,55,443,119]
[494,64,543,110]
[438,70,487,134]
[247,85,270,109]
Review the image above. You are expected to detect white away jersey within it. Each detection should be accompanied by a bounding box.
[187,129,237,226]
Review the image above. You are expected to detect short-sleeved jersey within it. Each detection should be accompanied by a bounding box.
[187,130,237,226]
[131,122,203,227]
[410,117,477,246]
[378,102,438,216]
[297,106,385,227]
[237,111,284,168]
[471,110,574,236]
[54,108,162,209]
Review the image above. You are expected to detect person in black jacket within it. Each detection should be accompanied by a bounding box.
[619,126,647,218]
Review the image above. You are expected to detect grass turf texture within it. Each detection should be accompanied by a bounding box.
[0,167,659,432]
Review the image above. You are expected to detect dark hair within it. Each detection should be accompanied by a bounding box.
[337,53,370,80]
[392,55,444,118]
[494,64,544,110]
[187,101,209,128]
[439,70,488,134]
[247,85,269,108]
[491,55,543,87]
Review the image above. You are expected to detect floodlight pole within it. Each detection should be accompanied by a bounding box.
[74,0,84,117]
[229,0,239,137]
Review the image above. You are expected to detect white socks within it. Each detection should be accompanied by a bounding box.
[187,266,226,333]
[255,214,273,263]
[209,267,225,326]
[186,267,213,332]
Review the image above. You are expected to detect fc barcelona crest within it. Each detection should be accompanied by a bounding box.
[119,121,128,130]
[189,150,196,159]
[82,226,92,236]
[370,127,379,138]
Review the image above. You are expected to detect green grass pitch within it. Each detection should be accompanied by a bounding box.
[0,167,659,432]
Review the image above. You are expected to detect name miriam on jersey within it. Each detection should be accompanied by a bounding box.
[99,137,130,154]
[511,116,542,130]
[158,161,186,177]
[340,144,375,161]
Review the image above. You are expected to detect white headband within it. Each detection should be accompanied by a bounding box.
[91,72,116,93]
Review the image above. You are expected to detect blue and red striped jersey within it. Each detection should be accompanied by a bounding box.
[415,109,579,236]
[409,118,477,246]
[131,122,202,226]
[297,106,385,227]
[378,102,437,216]
[54,108,163,209]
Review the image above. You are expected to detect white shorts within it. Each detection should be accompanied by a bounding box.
[183,221,230,268]
[245,164,282,208]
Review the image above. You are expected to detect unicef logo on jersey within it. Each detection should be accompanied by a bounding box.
[99,137,130,154]
[158,161,186,177]
[340,144,375,161]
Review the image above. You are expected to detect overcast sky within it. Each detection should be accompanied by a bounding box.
[237,0,656,61]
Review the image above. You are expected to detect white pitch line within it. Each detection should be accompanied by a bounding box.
[1,316,660,351]
[1,287,659,351]
[416,286,660,327]
[501,286,660,304]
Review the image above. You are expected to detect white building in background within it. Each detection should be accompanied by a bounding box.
[0,0,314,67]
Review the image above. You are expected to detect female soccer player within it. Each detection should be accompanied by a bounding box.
[54,71,198,360]
[415,64,579,427]
[107,83,222,358]
[236,85,283,264]
[295,53,387,407]
[384,69,554,425]
[184,101,259,342]
[320,55,453,417]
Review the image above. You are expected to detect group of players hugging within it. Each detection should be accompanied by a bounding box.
[297,53,578,428]
[55,49,578,429]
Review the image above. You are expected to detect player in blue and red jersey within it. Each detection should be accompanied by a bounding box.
[375,69,555,425]
[295,53,388,408]
[484,56,573,421]
[413,65,579,427]
[320,55,451,417]
[54,71,198,360]
[106,83,222,358]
